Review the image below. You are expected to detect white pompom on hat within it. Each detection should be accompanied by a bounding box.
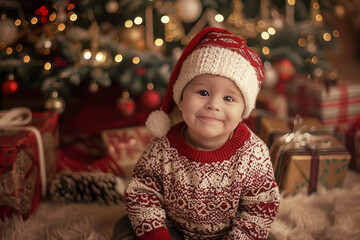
[146,27,264,138]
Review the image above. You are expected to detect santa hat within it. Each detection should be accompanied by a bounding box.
[146,27,264,138]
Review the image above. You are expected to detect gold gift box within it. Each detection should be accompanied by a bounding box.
[270,133,350,196]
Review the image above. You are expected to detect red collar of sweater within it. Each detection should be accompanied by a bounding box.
[167,121,251,163]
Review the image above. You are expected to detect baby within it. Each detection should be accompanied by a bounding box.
[115,27,280,240]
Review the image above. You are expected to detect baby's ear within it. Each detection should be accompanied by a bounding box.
[169,106,183,126]
[178,100,183,111]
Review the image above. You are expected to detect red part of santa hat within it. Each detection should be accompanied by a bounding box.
[146,27,264,138]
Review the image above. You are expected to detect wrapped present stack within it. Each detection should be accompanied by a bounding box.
[266,115,351,196]
[285,75,360,133]
[0,108,59,220]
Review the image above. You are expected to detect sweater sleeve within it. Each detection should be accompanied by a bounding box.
[124,139,172,240]
[224,138,280,240]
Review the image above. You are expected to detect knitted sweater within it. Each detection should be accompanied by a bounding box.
[124,121,280,240]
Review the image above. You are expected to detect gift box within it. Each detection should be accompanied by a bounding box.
[270,131,350,196]
[257,115,325,148]
[286,75,360,132]
[335,114,360,173]
[101,126,153,176]
[0,108,59,219]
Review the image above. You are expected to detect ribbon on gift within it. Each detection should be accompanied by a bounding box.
[0,107,47,198]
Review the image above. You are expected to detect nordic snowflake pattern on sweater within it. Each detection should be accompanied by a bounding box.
[124,122,280,240]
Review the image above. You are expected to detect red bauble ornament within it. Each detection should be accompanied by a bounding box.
[272,58,296,94]
[2,73,18,94]
[273,58,296,82]
[140,87,161,110]
[134,67,146,76]
[117,90,136,116]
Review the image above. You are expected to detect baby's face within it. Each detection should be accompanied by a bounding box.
[179,74,245,147]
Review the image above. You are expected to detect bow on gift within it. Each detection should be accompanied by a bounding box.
[0,107,47,198]
[107,132,139,159]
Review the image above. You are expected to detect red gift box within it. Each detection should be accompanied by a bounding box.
[335,114,360,173]
[0,108,59,219]
[286,75,360,132]
[55,126,153,178]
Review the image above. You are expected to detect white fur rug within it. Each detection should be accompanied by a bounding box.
[1,171,360,240]
[271,170,360,240]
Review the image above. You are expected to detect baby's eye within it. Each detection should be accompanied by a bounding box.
[224,96,234,102]
[198,90,209,96]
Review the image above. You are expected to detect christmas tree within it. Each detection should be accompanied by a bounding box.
[0,0,352,115]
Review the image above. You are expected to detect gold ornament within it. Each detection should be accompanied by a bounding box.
[165,14,185,42]
[45,91,65,114]
[120,26,146,51]
[226,0,257,38]
[0,17,19,46]
[105,0,119,14]
[175,0,203,23]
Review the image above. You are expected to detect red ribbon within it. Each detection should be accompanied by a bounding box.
[338,86,348,123]
[306,147,319,194]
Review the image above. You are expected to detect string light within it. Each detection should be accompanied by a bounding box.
[147,82,154,90]
[15,44,23,52]
[23,55,30,63]
[58,23,66,31]
[323,32,331,41]
[115,54,123,63]
[31,17,38,24]
[315,14,323,22]
[298,38,306,47]
[154,38,164,46]
[95,51,107,63]
[125,20,133,28]
[134,17,143,25]
[15,19,21,26]
[44,62,51,70]
[132,56,140,64]
[161,15,170,24]
[83,49,91,60]
[215,14,224,23]
[49,13,56,21]
[261,31,270,40]
[313,2,320,9]
[69,12,77,21]
[268,27,276,35]
[311,56,319,64]
[262,46,270,55]
[288,0,296,6]
[6,47,13,54]
[332,30,340,38]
